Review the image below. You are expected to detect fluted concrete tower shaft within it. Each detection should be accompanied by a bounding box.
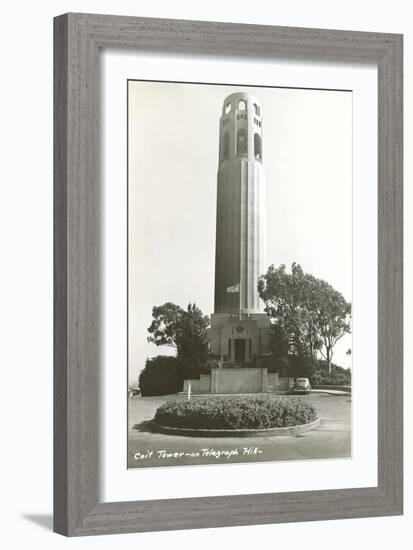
[214,92,266,315]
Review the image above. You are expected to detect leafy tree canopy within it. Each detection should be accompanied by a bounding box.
[258,263,351,372]
[147,302,210,368]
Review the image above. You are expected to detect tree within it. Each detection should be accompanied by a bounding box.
[258,263,351,373]
[267,324,291,375]
[147,302,210,379]
[313,279,351,373]
[146,302,183,352]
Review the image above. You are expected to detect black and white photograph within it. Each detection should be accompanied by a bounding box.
[127,80,352,469]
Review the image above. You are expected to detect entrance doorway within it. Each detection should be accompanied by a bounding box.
[234,339,245,363]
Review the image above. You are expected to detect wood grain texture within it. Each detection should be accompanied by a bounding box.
[53,14,68,536]
[53,13,403,536]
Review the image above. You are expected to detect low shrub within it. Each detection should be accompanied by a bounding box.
[154,395,317,430]
[310,367,351,386]
[139,356,179,396]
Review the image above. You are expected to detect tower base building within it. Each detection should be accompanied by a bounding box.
[209,313,271,365]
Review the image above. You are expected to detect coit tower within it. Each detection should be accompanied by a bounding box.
[209,92,270,364]
[215,92,265,315]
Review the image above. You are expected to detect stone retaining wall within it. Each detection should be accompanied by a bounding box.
[183,368,295,394]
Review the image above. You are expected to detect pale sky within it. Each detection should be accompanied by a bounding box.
[128,80,352,384]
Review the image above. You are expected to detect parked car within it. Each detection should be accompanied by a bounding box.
[291,377,311,395]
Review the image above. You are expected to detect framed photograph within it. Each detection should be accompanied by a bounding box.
[54,13,403,536]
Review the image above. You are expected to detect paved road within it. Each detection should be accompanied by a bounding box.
[128,393,351,469]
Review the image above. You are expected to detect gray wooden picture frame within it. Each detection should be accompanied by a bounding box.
[54,13,403,536]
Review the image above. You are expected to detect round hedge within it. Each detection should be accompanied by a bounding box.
[153,395,318,430]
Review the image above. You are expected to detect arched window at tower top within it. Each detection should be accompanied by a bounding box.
[238,100,247,111]
[225,103,232,114]
[253,103,260,116]
[237,128,247,155]
[254,133,262,161]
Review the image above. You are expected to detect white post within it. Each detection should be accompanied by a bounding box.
[187,380,191,400]
[239,283,242,321]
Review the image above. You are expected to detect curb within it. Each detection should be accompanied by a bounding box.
[312,385,352,394]
[150,417,320,438]
[311,390,351,396]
